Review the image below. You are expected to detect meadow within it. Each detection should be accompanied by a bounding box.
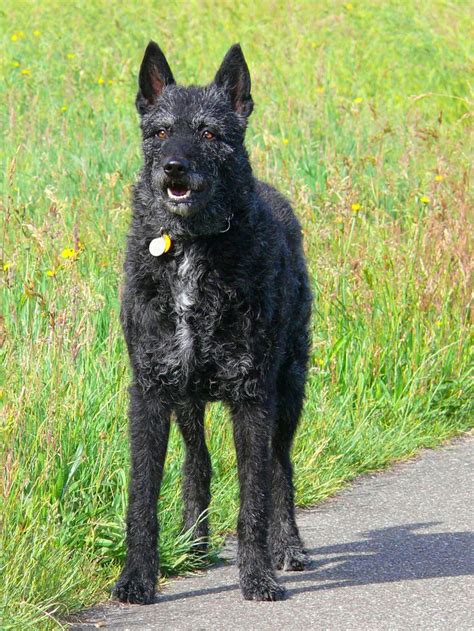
[1,0,472,628]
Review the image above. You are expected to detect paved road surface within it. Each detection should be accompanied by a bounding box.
[74,437,473,630]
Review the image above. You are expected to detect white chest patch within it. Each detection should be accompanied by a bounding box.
[174,251,197,368]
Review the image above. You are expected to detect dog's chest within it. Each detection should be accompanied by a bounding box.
[161,246,226,368]
[171,251,199,365]
[145,245,254,397]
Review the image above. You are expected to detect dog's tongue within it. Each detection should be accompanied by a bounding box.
[170,185,188,197]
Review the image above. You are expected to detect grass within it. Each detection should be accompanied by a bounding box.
[1,0,473,627]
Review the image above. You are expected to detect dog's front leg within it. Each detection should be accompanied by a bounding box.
[231,397,286,601]
[176,400,212,552]
[114,383,171,604]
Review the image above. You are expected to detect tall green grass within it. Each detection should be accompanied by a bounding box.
[1,1,472,628]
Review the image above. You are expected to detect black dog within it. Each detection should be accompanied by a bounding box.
[114,41,312,604]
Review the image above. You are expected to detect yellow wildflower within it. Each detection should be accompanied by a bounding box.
[11,60,21,68]
[46,269,56,277]
[317,358,325,366]
[282,138,289,145]
[33,29,41,37]
[351,203,361,212]
[60,247,76,259]
[97,77,105,85]
[316,86,325,94]
[353,97,363,104]
[3,262,12,271]
[420,196,430,204]
[21,68,31,76]
[60,105,68,112]
[434,175,443,182]
[67,53,76,59]
[435,320,442,328]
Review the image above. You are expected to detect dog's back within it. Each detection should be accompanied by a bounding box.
[257,180,303,239]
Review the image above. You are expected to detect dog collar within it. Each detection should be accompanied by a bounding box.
[148,214,234,257]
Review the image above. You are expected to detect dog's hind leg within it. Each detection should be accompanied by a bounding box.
[231,396,285,601]
[114,383,171,604]
[270,359,309,571]
[176,400,212,553]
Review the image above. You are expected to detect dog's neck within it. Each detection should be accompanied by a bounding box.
[134,176,255,246]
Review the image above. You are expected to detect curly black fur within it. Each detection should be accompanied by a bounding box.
[114,41,312,605]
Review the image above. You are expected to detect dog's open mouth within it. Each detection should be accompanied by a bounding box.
[161,177,209,215]
[167,185,191,201]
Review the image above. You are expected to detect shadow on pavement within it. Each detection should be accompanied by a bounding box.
[285,521,474,595]
[157,522,473,603]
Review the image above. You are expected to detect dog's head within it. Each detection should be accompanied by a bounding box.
[135,41,253,235]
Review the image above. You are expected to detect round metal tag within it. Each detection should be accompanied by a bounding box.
[149,234,171,256]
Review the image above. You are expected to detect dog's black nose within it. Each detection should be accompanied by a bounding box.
[163,158,190,177]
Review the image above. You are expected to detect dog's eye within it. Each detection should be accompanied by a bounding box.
[155,129,168,139]
[202,130,215,140]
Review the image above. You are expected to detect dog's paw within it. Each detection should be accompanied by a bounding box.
[272,541,309,571]
[282,547,309,571]
[113,569,156,605]
[240,572,286,601]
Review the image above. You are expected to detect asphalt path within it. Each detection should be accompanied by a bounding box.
[73,437,473,630]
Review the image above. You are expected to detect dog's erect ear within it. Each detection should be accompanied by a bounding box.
[136,41,175,114]
[214,44,253,118]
